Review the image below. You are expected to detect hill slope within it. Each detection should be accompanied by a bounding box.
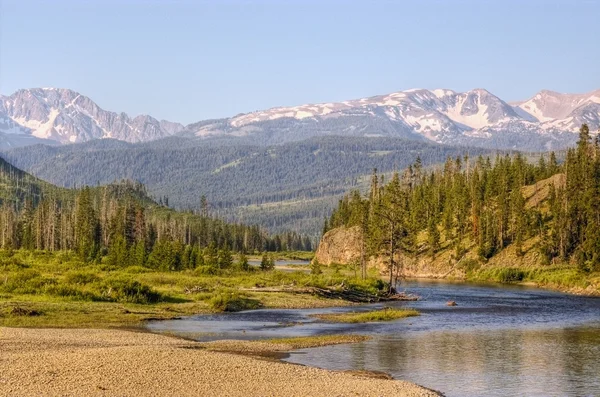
[4,136,491,236]
[316,128,600,294]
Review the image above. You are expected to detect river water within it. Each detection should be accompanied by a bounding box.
[147,280,600,397]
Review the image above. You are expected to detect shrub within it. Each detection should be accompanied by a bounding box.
[0,256,29,271]
[195,265,219,275]
[0,270,55,294]
[310,259,322,275]
[101,278,161,304]
[123,266,152,274]
[460,259,481,274]
[64,271,100,285]
[496,268,526,283]
[45,284,96,301]
[209,290,261,312]
[259,253,274,271]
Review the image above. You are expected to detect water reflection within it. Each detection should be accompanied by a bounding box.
[288,327,600,397]
[148,280,600,397]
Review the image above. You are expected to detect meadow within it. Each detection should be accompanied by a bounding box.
[0,250,384,328]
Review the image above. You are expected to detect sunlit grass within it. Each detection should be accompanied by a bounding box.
[312,307,420,323]
[0,249,386,327]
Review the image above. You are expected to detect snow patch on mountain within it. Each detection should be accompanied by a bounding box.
[0,88,184,145]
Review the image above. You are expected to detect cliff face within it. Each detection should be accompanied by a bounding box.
[314,225,459,278]
[314,226,362,265]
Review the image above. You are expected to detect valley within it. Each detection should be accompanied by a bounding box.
[3,2,600,396]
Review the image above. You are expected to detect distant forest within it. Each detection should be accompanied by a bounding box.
[4,136,490,236]
[0,157,311,271]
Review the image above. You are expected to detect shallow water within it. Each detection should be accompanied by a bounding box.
[147,280,600,397]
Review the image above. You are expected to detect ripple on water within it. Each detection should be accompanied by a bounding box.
[147,280,600,397]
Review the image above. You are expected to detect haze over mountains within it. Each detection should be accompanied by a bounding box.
[1,87,598,151]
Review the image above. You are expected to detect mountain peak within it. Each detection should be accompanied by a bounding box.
[0,88,183,146]
[1,86,599,151]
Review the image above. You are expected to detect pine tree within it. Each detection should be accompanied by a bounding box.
[427,217,440,257]
[75,187,100,261]
[237,252,249,271]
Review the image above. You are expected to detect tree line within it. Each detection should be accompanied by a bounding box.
[4,136,489,236]
[0,171,312,270]
[325,124,600,288]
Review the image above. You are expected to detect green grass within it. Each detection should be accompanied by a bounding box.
[0,249,388,328]
[313,307,420,323]
[265,334,370,348]
[201,334,371,354]
[468,264,595,292]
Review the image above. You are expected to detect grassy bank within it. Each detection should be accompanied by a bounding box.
[312,307,420,323]
[202,334,371,353]
[465,264,600,295]
[0,249,386,328]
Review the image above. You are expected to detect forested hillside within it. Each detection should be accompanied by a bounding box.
[4,136,490,236]
[324,125,600,291]
[0,156,311,270]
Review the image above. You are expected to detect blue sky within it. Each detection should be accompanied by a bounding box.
[1,0,599,124]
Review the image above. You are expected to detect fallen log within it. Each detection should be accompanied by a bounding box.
[238,285,419,303]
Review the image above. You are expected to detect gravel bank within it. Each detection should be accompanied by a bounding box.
[0,327,440,397]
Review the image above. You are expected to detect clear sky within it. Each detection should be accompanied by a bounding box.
[1,0,599,124]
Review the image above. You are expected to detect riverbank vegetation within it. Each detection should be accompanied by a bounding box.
[0,154,378,327]
[0,249,391,327]
[202,334,371,354]
[325,124,600,294]
[313,307,420,323]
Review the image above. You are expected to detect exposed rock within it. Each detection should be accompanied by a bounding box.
[315,225,459,278]
[314,225,362,265]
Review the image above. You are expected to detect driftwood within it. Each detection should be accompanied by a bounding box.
[239,284,419,303]
[184,286,209,294]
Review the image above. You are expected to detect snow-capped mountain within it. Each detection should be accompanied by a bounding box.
[0,88,183,148]
[187,88,600,150]
[513,89,600,131]
[1,87,598,151]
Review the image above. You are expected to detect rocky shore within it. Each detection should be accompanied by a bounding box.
[0,328,441,397]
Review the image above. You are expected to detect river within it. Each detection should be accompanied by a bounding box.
[147,280,600,397]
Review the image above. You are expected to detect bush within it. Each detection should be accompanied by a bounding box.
[346,278,387,295]
[209,290,261,312]
[123,266,152,274]
[259,253,275,271]
[0,270,55,294]
[496,268,526,283]
[0,256,29,271]
[310,259,322,275]
[45,284,97,301]
[64,271,100,285]
[460,259,481,274]
[195,265,219,275]
[101,278,161,304]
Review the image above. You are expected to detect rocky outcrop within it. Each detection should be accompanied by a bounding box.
[314,226,362,265]
[314,225,459,278]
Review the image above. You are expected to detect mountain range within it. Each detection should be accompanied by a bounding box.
[0,88,184,148]
[1,87,598,151]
